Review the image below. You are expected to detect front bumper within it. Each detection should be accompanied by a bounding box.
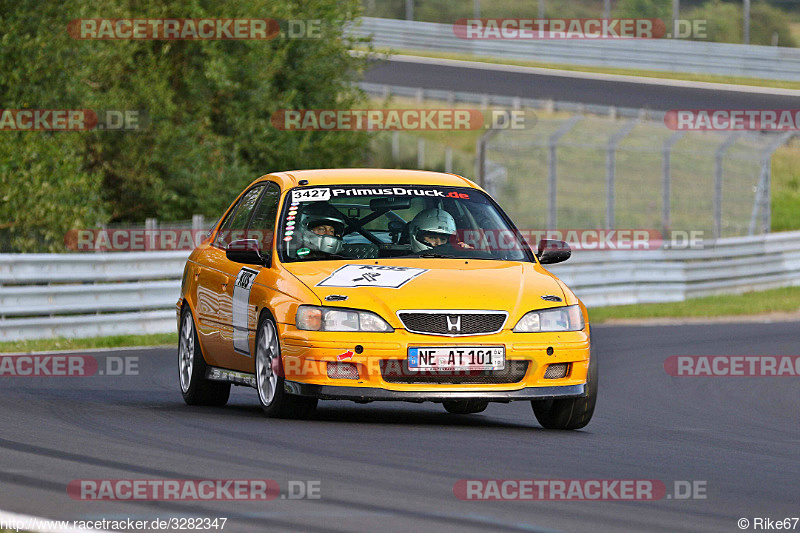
[278,325,591,394]
[284,380,586,402]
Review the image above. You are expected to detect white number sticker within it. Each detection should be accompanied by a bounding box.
[291,188,331,202]
[316,264,428,289]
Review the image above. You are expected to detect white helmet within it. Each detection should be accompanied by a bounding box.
[298,205,345,255]
[408,208,456,252]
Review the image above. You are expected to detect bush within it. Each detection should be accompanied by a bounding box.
[684,0,796,46]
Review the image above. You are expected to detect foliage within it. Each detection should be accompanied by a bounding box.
[0,0,372,251]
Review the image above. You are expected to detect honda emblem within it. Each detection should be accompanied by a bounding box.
[446,315,461,333]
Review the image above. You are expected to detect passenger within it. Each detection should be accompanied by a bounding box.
[408,208,472,252]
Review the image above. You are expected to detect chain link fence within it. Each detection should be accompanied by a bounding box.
[362,83,796,238]
[482,116,793,237]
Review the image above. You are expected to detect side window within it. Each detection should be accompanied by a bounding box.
[247,182,280,252]
[214,185,265,249]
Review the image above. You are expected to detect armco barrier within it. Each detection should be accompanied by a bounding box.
[2,231,800,341]
[0,252,188,342]
[348,17,800,82]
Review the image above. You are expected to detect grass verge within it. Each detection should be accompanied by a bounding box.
[366,48,800,91]
[0,332,177,354]
[589,286,800,323]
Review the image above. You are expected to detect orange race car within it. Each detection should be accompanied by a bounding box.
[177,169,597,429]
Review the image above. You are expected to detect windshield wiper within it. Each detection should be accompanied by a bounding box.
[417,253,457,258]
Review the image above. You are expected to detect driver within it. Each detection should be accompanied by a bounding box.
[297,204,346,256]
[409,207,471,252]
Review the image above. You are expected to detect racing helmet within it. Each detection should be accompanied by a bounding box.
[298,204,345,255]
[408,208,456,252]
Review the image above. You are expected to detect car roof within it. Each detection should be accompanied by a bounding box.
[257,168,480,190]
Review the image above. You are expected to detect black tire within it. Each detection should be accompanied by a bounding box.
[532,347,598,430]
[179,306,231,406]
[443,400,489,414]
[255,313,317,419]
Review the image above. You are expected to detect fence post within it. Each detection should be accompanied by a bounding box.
[547,116,583,229]
[392,131,400,162]
[192,214,205,231]
[606,120,639,230]
[661,131,685,235]
[145,218,157,252]
[417,138,425,169]
[713,132,741,238]
[475,128,500,188]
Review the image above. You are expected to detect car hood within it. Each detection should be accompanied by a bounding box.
[281,259,567,329]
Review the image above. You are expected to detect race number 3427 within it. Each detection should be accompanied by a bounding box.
[291,188,330,202]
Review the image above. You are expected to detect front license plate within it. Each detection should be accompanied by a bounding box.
[407,347,505,371]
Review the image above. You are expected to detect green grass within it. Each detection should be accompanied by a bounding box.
[365,47,800,91]
[589,286,800,323]
[770,138,800,232]
[791,22,800,44]
[0,332,177,354]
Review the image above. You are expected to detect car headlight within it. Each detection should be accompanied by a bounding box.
[513,305,584,332]
[296,305,394,332]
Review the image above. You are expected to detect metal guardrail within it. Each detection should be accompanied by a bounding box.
[548,230,800,307]
[2,231,800,341]
[0,252,188,341]
[350,17,800,81]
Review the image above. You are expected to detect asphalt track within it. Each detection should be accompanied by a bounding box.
[1,322,798,532]
[363,57,800,111]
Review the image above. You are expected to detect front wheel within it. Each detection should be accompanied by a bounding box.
[179,307,230,406]
[531,348,598,430]
[255,314,317,419]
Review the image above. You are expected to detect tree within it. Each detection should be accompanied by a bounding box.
[0,0,372,251]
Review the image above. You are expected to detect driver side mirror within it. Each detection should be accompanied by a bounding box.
[226,239,269,267]
[536,239,571,264]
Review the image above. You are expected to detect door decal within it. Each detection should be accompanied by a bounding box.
[232,267,259,356]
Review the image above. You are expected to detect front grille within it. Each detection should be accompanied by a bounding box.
[380,360,528,384]
[398,311,507,336]
[543,363,570,379]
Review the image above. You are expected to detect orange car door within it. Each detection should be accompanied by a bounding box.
[219,182,281,372]
[212,184,266,369]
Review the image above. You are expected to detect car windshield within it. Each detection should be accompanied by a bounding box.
[279,185,533,263]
